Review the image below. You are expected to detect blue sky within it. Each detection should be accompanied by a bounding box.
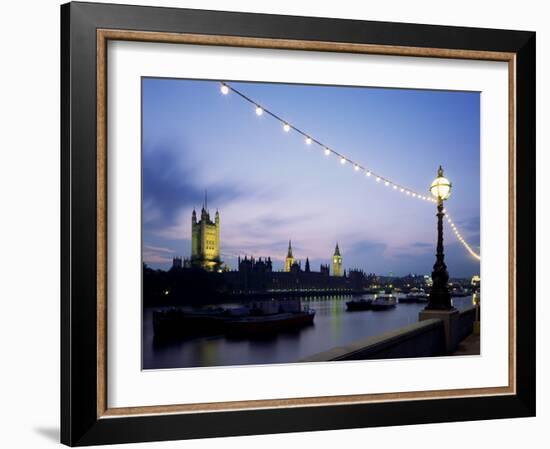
[142,78,480,278]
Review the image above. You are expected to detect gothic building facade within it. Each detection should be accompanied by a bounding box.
[190,197,221,271]
[284,240,294,272]
[284,240,343,277]
[332,243,343,277]
[171,198,347,282]
[166,202,362,292]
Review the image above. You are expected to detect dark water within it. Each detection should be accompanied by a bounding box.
[143,295,475,369]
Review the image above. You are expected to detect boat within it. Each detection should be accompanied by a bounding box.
[225,309,315,336]
[399,289,429,304]
[346,298,373,311]
[371,295,397,311]
[153,299,315,339]
[153,307,230,339]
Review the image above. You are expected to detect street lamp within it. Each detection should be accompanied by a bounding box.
[430,166,452,201]
[426,165,454,310]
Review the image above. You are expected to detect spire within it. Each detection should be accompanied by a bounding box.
[200,190,210,220]
[334,242,341,256]
[305,257,310,273]
[287,240,293,258]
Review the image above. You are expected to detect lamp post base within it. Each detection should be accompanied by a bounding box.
[419,308,459,354]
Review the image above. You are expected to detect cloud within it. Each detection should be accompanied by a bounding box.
[143,243,177,265]
[143,143,250,222]
[343,239,388,270]
[143,245,175,253]
[450,214,480,247]
[143,252,173,264]
[349,240,387,253]
[223,239,292,260]
[389,241,434,259]
[456,214,480,233]
[443,241,481,278]
[411,242,433,249]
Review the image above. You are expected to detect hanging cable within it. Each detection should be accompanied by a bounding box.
[219,81,480,260]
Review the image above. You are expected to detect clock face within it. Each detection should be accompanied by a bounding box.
[334,258,338,263]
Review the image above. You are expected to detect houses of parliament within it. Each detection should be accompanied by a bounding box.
[173,202,344,276]
[171,202,364,293]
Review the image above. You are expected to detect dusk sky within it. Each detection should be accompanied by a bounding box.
[142,78,480,278]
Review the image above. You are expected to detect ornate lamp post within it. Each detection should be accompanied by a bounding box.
[426,165,454,311]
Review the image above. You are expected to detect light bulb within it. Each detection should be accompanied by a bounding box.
[255,106,263,116]
[306,137,312,145]
[340,157,346,164]
[376,177,381,182]
[366,171,371,177]
[354,165,359,171]
[283,123,290,132]
[220,84,229,95]
[324,148,330,156]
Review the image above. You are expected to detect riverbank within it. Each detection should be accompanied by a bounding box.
[300,306,479,362]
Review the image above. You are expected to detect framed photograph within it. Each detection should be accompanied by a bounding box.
[61,1,535,446]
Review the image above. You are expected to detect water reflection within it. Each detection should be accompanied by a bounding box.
[143,294,474,369]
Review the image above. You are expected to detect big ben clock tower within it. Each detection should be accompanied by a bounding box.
[332,243,343,277]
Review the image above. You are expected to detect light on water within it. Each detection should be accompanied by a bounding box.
[143,295,475,369]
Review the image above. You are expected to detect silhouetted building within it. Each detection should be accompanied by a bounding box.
[348,268,377,289]
[223,264,351,293]
[290,260,302,274]
[238,256,273,273]
[222,240,355,293]
[171,256,183,270]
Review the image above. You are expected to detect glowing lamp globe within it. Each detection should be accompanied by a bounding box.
[430,165,452,201]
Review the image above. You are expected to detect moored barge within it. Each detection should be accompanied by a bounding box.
[346,298,373,311]
[153,299,315,339]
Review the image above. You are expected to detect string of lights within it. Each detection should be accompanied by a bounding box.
[219,81,481,260]
[442,209,481,261]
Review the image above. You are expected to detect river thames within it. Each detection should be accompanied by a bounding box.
[143,294,475,369]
